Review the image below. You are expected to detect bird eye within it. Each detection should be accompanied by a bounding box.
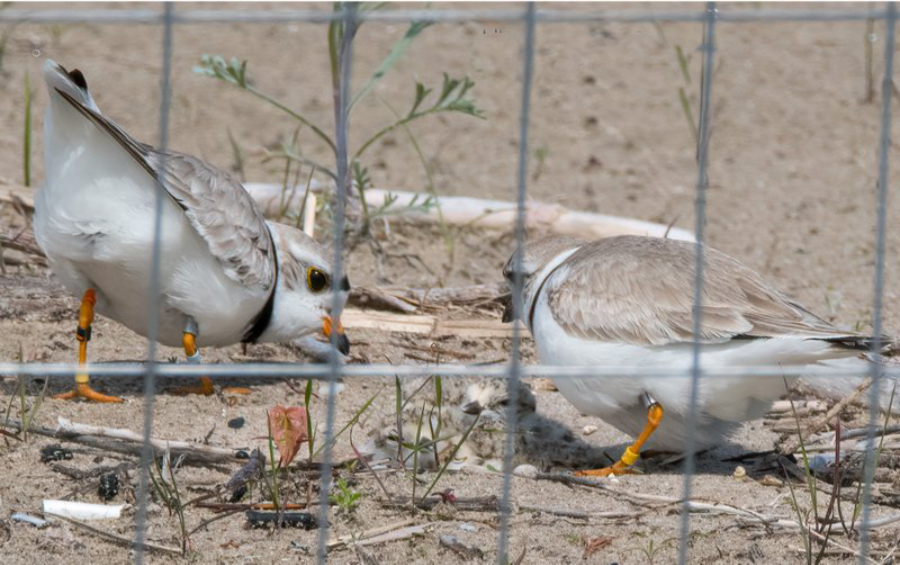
[306,268,328,293]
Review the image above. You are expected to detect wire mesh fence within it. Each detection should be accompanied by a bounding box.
[1,2,898,564]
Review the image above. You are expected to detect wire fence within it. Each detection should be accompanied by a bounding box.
[2,2,898,564]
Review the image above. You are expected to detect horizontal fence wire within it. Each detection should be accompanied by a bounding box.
[2,2,896,563]
[2,362,899,379]
[0,7,892,24]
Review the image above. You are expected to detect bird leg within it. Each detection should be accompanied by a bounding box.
[55,288,123,403]
[171,317,251,396]
[171,317,214,396]
[575,393,664,477]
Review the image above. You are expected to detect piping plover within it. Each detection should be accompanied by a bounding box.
[367,377,608,471]
[503,235,892,476]
[35,60,349,402]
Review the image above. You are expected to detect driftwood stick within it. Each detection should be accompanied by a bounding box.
[0,226,45,258]
[519,504,642,521]
[45,512,182,556]
[0,417,236,466]
[245,183,695,242]
[349,287,418,314]
[326,518,417,549]
[380,495,500,512]
[779,378,872,456]
[383,283,508,308]
[55,417,236,461]
[348,284,509,315]
[0,181,35,211]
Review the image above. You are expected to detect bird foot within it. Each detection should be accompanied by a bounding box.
[574,466,638,478]
[170,377,215,396]
[55,382,123,403]
[222,386,253,396]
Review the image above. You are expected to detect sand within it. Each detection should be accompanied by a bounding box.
[1,2,900,563]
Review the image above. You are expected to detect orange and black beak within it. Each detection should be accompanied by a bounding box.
[323,316,350,355]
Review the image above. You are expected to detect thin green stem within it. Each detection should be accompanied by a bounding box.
[422,412,481,499]
[248,86,337,155]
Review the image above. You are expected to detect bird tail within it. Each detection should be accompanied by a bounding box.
[800,355,900,414]
[43,59,100,113]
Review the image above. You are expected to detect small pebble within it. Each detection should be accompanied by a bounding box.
[459,522,477,532]
[582,425,598,436]
[227,417,245,430]
[40,444,73,463]
[513,464,539,479]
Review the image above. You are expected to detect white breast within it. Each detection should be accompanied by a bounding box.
[35,99,265,347]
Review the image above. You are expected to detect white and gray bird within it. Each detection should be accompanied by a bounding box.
[35,60,349,402]
[503,235,894,476]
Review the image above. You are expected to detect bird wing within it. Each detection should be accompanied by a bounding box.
[544,236,867,347]
[54,88,275,291]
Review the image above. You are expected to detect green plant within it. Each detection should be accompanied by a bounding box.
[329,476,361,515]
[23,71,33,187]
[148,451,191,555]
[865,17,876,103]
[674,44,698,146]
[2,344,48,440]
[194,2,484,238]
[783,389,826,565]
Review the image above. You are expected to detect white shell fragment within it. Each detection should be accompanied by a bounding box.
[582,425,598,436]
[43,500,125,521]
[513,464,539,479]
[11,512,48,528]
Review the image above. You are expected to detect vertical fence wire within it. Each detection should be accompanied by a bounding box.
[677,4,717,564]
[133,2,174,562]
[858,3,897,562]
[497,4,536,563]
[315,4,356,562]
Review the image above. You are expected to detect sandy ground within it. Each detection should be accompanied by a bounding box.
[2,1,900,563]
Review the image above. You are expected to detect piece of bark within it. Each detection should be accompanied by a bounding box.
[341,308,516,338]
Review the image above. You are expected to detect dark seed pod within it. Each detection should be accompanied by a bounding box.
[227,417,245,429]
[229,485,247,503]
[40,444,73,463]
[98,473,119,501]
[245,510,317,530]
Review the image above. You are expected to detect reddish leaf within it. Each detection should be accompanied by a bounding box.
[582,537,613,559]
[268,406,308,468]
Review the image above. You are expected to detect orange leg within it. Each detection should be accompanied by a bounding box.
[170,321,251,396]
[170,328,214,396]
[55,289,123,403]
[576,398,664,477]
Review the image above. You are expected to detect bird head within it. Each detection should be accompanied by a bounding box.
[501,236,585,324]
[264,223,350,354]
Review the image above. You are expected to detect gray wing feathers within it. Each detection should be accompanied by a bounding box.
[149,152,275,290]
[547,236,856,346]
[56,89,275,291]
